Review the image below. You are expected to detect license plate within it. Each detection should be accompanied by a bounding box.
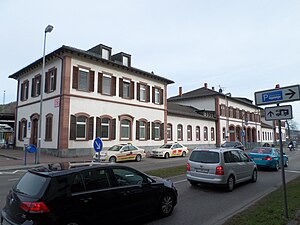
[196,168,209,173]
[254,158,262,160]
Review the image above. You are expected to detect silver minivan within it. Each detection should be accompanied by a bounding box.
[186,148,257,191]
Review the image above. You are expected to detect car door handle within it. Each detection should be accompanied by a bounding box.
[80,197,92,203]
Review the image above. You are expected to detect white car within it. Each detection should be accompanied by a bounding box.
[151,143,188,159]
[93,143,146,163]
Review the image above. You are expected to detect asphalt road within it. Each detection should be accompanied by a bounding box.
[1,151,300,225]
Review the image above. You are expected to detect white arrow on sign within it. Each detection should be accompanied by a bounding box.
[265,105,293,121]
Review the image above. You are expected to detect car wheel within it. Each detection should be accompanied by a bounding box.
[189,180,198,186]
[159,192,175,217]
[226,175,235,192]
[109,156,116,163]
[251,169,258,183]
[284,159,289,167]
[164,153,170,159]
[182,151,186,157]
[135,154,142,162]
[274,161,279,171]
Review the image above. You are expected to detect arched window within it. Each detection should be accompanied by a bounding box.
[70,114,94,141]
[196,126,200,141]
[204,126,208,141]
[77,116,87,139]
[18,118,27,141]
[177,124,183,141]
[45,114,53,141]
[121,119,131,140]
[167,124,172,141]
[187,125,192,141]
[211,127,215,141]
[222,127,226,141]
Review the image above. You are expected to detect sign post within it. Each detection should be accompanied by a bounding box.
[93,137,103,161]
[254,84,300,219]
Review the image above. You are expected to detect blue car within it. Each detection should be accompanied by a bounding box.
[248,147,288,171]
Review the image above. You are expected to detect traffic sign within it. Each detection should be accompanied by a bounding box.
[93,137,103,152]
[255,85,300,106]
[265,105,293,121]
[26,144,37,153]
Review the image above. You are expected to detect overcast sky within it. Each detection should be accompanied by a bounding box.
[1,0,300,126]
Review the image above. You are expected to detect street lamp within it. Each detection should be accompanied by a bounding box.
[225,92,231,141]
[37,25,54,164]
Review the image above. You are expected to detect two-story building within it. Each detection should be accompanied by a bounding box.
[10,44,175,156]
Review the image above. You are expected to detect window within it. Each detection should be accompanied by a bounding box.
[123,80,130,98]
[139,121,146,140]
[81,169,110,191]
[211,127,215,141]
[222,127,226,141]
[76,116,87,139]
[196,126,200,141]
[112,168,147,187]
[177,124,183,141]
[204,126,208,141]
[154,123,160,140]
[140,84,146,101]
[98,73,116,96]
[96,117,116,140]
[45,114,53,141]
[32,75,41,97]
[167,124,172,141]
[18,119,27,141]
[258,131,260,141]
[136,120,149,141]
[20,80,29,101]
[121,119,131,140]
[78,68,89,91]
[45,68,57,93]
[187,125,192,141]
[103,75,111,95]
[137,83,150,102]
[123,56,129,66]
[72,66,94,92]
[101,118,109,139]
[152,87,163,105]
[102,49,109,60]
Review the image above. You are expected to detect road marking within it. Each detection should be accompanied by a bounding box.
[8,178,20,182]
[0,170,27,175]
[285,170,300,174]
[174,179,187,184]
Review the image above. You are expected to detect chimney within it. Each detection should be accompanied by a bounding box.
[212,87,215,91]
[179,87,182,96]
[204,83,208,89]
[275,84,280,89]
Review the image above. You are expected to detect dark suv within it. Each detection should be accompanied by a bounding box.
[1,162,177,225]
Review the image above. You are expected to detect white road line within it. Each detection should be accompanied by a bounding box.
[8,178,20,182]
[174,179,187,184]
[0,170,27,175]
[285,170,300,174]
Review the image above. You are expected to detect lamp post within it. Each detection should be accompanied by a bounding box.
[225,93,231,141]
[37,25,53,164]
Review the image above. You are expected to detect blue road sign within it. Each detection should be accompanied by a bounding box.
[93,137,103,152]
[241,130,245,137]
[26,144,37,153]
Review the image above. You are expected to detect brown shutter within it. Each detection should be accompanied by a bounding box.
[89,71,94,92]
[18,121,21,140]
[98,73,103,94]
[160,89,164,105]
[160,123,164,140]
[119,78,123,97]
[137,83,140,100]
[72,66,79,89]
[152,87,155,103]
[112,76,116,96]
[31,77,35,97]
[110,119,116,140]
[20,83,24,101]
[136,121,140,140]
[146,85,150,102]
[152,122,155,140]
[24,120,27,137]
[88,117,94,140]
[147,122,150,140]
[70,115,76,140]
[96,117,101,138]
[53,68,57,91]
[130,81,134,99]
[44,72,49,93]
[25,81,29,100]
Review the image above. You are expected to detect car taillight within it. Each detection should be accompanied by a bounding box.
[215,166,224,175]
[20,202,49,213]
[263,156,272,161]
[186,163,190,171]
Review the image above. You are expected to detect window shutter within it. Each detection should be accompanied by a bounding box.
[72,66,79,89]
[136,121,140,140]
[20,83,24,101]
[24,120,27,138]
[98,73,103,94]
[119,78,123,97]
[88,117,94,140]
[160,123,164,140]
[31,77,35,97]
[152,87,155,103]
[146,85,150,102]
[130,81,134,99]
[25,81,29,100]
[44,72,49,93]
[96,117,101,138]
[147,122,150,140]
[89,71,94,92]
[137,83,140,100]
[112,76,116,96]
[70,115,76,140]
[160,89,164,105]
[18,121,21,140]
[53,68,57,91]
[151,122,155,140]
[111,119,116,140]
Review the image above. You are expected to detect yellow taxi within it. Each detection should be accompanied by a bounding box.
[93,143,146,163]
[151,142,188,159]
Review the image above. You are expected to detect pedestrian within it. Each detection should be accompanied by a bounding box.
[288,141,294,151]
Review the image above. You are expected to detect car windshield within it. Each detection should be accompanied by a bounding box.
[189,151,220,163]
[250,147,272,154]
[108,145,123,151]
[160,144,173,149]
[222,142,238,147]
[14,172,48,197]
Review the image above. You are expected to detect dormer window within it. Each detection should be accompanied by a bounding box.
[102,49,109,60]
[123,56,129,66]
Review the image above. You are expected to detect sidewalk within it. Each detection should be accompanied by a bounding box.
[0,148,93,171]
